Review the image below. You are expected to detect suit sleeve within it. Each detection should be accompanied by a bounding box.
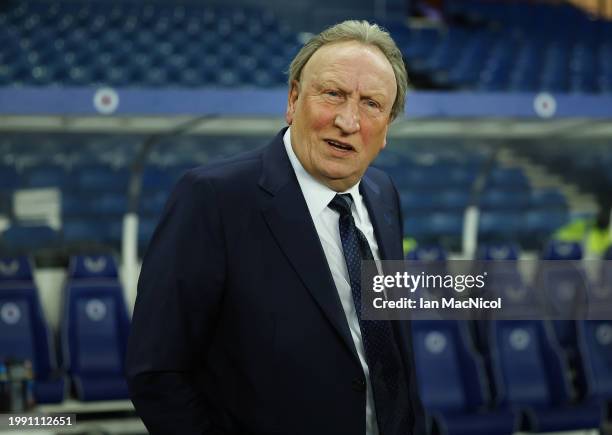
[126,170,226,434]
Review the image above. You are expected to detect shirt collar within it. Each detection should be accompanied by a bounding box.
[283,127,362,218]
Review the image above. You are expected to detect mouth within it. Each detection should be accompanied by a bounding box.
[325,139,355,152]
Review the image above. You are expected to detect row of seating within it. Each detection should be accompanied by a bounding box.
[1,241,610,432]
[409,240,612,433]
[512,141,612,204]
[405,208,569,250]
[3,0,612,93]
[0,254,129,403]
[414,319,608,434]
[392,1,612,93]
[1,1,300,88]
[401,189,567,212]
[0,202,570,254]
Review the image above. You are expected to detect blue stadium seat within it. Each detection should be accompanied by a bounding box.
[522,209,569,246]
[0,256,66,403]
[537,242,589,358]
[490,320,602,432]
[529,189,568,210]
[588,259,612,319]
[477,243,520,261]
[405,212,464,242]
[62,218,103,245]
[406,245,448,261]
[486,168,530,191]
[542,240,584,260]
[25,165,71,189]
[0,165,19,191]
[478,211,522,241]
[578,320,612,402]
[74,165,129,193]
[87,193,126,216]
[480,190,530,210]
[412,320,517,435]
[1,225,61,252]
[61,255,130,401]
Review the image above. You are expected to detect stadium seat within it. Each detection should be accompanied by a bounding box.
[25,165,72,189]
[61,254,130,401]
[74,165,129,193]
[480,190,530,210]
[0,256,66,403]
[406,244,448,261]
[412,320,517,435]
[490,320,602,432]
[478,211,523,242]
[522,210,569,247]
[1,225,61,252]
[529,189,568,210]
[542,240,584,261]
[537,242,589,360]
[486,168,530,191]
[577,320,612,402]
[477,243,520,261]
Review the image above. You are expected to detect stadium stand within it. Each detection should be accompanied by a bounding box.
[0,0,299,88]
[396,0,612,93]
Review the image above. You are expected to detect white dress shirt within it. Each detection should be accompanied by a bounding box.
[283,128,381,435]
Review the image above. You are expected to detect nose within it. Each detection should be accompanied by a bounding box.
[334,101,360,134]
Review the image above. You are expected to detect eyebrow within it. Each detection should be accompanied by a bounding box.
[316,79,388,103]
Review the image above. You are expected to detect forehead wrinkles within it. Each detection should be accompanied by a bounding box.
[302,42,395,98]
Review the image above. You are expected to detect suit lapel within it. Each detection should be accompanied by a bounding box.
[359,174,399,262]
[360,172,418,398]
[259,130,359,362]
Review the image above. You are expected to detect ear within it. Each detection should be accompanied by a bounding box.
[285,80,300,125]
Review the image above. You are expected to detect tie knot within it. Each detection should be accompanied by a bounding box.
[328,194,353,217]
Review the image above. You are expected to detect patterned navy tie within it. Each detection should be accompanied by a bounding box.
[328,193,411,435]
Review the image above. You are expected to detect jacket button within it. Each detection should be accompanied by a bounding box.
[352,378,366,392]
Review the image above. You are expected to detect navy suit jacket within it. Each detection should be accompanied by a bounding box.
[126,128,426,435]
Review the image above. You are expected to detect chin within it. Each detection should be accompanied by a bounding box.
[321,170,360,188]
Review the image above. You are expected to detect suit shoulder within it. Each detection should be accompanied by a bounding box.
[365,165,396,189]
[181,147,264,187]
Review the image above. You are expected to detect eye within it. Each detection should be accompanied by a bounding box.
[365,99,380,109]
[325,90,341,98]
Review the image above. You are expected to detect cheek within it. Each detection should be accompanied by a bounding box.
[360,122,387,155]
[307,105,336,131]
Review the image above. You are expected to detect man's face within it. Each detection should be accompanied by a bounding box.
[286,40,397,192]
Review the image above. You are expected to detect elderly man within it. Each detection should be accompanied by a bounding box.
[127,20,425,435]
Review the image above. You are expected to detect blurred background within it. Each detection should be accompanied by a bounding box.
[0,0,611,433]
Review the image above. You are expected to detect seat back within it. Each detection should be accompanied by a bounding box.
[0,256,57,380]
[478,243,520,261]
[61,255,129,376]
[490,320,572,408]
[578,320,612,400]
[412,320,489,413]
[542,240,583,260]
[406,245,448,261]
